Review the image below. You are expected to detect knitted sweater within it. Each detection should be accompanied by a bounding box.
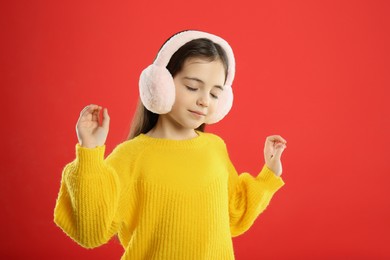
[54,132,284,259]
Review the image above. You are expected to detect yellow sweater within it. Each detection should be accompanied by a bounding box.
[54,132,284,259]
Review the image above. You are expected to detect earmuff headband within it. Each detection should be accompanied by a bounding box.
[154,31,235,87]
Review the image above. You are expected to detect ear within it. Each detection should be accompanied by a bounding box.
[139,64,176,114]
[205,85,233,124]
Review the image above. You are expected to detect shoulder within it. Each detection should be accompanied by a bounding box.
[201,132,227,149]
[107,135,150,159]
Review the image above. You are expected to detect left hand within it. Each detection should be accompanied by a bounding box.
[264,135,287,177]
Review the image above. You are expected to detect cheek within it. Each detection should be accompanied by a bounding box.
[172,87,189,109]
[208,100,218,114]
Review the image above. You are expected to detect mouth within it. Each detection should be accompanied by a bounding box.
[189,110,206,116]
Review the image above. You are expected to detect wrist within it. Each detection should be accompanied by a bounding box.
[265,163,282,177]
[80,142,100,149]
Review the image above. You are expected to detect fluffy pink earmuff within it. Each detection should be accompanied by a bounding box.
[139,30,235,124]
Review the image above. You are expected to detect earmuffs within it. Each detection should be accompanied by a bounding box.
[139,30,235,124]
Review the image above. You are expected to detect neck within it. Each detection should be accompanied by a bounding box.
[146,116,198,140]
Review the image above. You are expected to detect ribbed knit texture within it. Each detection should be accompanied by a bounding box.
[54,132,285,259]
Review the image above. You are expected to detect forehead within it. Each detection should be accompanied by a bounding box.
[179,57,226,83]
[183,56,222,67]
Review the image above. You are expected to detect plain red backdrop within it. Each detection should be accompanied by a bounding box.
[1,0,389,259]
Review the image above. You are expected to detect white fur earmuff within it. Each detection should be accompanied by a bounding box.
[139,30,235,124]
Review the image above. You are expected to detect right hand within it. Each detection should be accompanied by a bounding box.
[76,104,110,148]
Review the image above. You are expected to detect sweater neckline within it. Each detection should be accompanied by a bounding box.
[137,131,208,148]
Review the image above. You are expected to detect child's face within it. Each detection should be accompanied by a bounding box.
[167,57,226,130]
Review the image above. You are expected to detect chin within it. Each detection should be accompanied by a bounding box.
[187,123,204,130]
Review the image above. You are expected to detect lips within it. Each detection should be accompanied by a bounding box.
[189,110,206,116]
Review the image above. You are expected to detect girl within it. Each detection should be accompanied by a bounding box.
[54,30,287,259]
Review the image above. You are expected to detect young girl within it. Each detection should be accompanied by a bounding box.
[54,30,287,259]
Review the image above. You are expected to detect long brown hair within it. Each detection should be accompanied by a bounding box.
[127,37,229,140]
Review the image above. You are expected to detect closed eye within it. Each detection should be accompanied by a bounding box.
[186,86,198,91]
[186,85,219,99]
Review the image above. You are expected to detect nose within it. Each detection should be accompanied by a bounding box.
[197,93,210,107]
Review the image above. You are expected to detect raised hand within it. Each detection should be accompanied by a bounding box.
[264,135,287,177]
[76,104,110,148]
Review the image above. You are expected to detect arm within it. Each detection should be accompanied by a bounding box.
[228,135,287,236]
[54,104,124,248]
[228,163,284,237]
[53,144,123,248]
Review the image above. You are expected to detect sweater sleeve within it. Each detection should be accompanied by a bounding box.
[53,143,128,248]
[228,158,285,237]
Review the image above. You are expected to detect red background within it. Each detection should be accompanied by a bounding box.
[2,0,389,259]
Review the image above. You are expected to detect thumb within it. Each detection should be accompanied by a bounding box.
[102,108,110,130]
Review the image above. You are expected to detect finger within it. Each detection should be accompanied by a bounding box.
[80,104,95,114]
[271,135,287,144]
[80,104,100,119]
[80,105,91,114]
[102,108,110,130]
[92,107,101,122]
[266,135,287,144]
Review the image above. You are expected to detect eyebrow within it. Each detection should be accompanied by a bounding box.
[183,77,224,90]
